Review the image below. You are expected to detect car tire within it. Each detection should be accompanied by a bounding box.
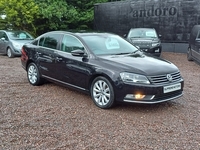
[7,47,14,58]
[27,62,43,86]
[90,76,115,109]
[187,47,193,61]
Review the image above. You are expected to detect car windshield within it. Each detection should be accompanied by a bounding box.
[82,34,138,55]
[128,29,158,38]
[7,31,34,40]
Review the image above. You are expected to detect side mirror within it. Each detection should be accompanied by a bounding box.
[71,49,87,57]
[158,34,162,38]
[123,34,127,38]
[1,37,5,41]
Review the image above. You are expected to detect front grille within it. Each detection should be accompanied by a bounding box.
[131,42,151,47]
[148,72,182,84]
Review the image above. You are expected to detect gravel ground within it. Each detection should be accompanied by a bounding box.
[0,52,200,150]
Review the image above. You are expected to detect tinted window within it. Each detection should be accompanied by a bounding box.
[32,39,38,45]
[41,34,62,50]
[61,35,84,53]
[39,37,45,46]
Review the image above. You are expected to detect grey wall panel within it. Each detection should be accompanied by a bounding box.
[94,0,200,43]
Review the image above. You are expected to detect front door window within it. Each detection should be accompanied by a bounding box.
[61,35,84,53]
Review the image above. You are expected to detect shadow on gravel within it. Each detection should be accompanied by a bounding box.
[112,100,184,113]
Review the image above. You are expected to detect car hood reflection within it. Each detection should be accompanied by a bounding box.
[98,54,178,76]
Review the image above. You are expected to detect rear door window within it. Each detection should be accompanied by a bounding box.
[39,33,62,50]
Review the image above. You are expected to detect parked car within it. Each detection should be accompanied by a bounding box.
[21,31,184,109]
[187,25,200,63]
[126,28,162,57]
[0,30,34,58]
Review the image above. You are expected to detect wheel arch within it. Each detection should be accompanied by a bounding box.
[6,46,11,50]
[88,70,118,94]
[25,59,35,71]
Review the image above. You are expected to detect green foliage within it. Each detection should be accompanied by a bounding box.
[0,0,110,36]
[35,0,72,35]
[35,0,109,34]
[0,0,39,36]
[66,0,108,30]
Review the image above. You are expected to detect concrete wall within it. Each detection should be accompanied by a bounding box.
[162,43,188,53]
[94,0,200,44]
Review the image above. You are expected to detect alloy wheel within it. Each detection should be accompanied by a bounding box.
[28,65,38,84]
[92,80,111,106]
[7,48,13,58]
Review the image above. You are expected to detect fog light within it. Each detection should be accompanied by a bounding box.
[135,94,145,100]
[155,49,160,52]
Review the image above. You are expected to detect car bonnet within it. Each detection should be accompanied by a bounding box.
[98,54,178,76]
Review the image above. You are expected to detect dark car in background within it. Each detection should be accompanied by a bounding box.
[126,28,162,57]
[21,31,183,109]
[0,30,34,58]
[187,25,200,63]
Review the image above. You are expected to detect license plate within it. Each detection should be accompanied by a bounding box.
[163,83,181,93]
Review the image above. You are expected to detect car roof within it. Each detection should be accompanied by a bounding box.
[42,31,117,37]
[0,30,28,32]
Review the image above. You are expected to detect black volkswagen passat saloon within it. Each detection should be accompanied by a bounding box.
[21,31,184,109]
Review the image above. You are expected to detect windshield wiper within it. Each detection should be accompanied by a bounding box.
[115,52,130,55]
[131,37,142,38]
[115,50,141,55]
[131,49,140,53]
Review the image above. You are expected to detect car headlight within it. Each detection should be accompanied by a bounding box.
[120,72,150,84]
[152,42,160,47]
[12,42,22,50]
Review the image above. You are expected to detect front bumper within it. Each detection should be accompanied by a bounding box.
[123,90,183,104]
[12,47,22,56]
[140,46,162,57]
[114,80,184,104]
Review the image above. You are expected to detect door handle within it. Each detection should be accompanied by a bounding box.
[55,57,62,61]
[36,52,41,55]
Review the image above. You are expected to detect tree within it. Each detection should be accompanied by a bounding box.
[35,0,72,35]
[0,0,114,35]
[0,0,39,36]
[66,0,108,30]
[35,0,108,34]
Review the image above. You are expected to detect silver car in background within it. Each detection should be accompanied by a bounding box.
[0,30,34,58]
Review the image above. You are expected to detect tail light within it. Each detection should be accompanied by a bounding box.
[21,46,28,61]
